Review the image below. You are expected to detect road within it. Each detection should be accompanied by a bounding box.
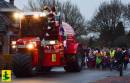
[1,65,130,83]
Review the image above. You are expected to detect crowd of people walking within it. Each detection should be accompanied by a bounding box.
[83,47,130,70]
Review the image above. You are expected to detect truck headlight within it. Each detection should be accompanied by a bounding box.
[12,45,17,49]
[11,41,17,49]
[26,43,34,50]
[12,41,16,45]
[49,41,56,45]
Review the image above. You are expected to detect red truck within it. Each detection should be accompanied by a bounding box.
[11,11,84,77]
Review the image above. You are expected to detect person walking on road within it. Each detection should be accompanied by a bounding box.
[114,48,124,64]
[95,50,102,69]
[114,48,124,76]
[122,48,129,70]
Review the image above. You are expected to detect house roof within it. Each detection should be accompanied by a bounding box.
[0,0,18,32]
[0,0,16,8]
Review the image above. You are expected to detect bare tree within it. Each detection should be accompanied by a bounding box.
[124,4,130,47]
[25,0,87,37]
[124,4,130,20]
[87,0,126,47]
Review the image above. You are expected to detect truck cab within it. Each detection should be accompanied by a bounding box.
[12,11,84,77]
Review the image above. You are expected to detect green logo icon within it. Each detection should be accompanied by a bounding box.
[3,71,9,80]
[2,70,11,82]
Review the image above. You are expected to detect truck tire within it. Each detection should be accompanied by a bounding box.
[73,54,83,72]
[73,45,83,72]
[64,55,82,72]
[64,46,83,72]
[12,53,32,77]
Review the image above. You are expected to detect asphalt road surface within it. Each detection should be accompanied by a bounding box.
[1,64,130,83]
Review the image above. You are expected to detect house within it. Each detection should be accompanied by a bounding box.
[0,0,20,54]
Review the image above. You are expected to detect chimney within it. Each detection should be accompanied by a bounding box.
[10,0,14,5]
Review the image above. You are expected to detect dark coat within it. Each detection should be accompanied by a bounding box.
[115,51,124,63]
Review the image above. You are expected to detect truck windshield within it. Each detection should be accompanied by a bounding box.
[21,16,46,37]
[21,16,59,40]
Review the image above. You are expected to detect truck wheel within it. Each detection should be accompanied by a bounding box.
[73,46,83,72]
[73,55,82,72]
[12,53,32,77]
[65,49,83,72]
[65,55,82,72]
[64,56,82,72]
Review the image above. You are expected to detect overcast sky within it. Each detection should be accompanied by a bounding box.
[5,0,130,20]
